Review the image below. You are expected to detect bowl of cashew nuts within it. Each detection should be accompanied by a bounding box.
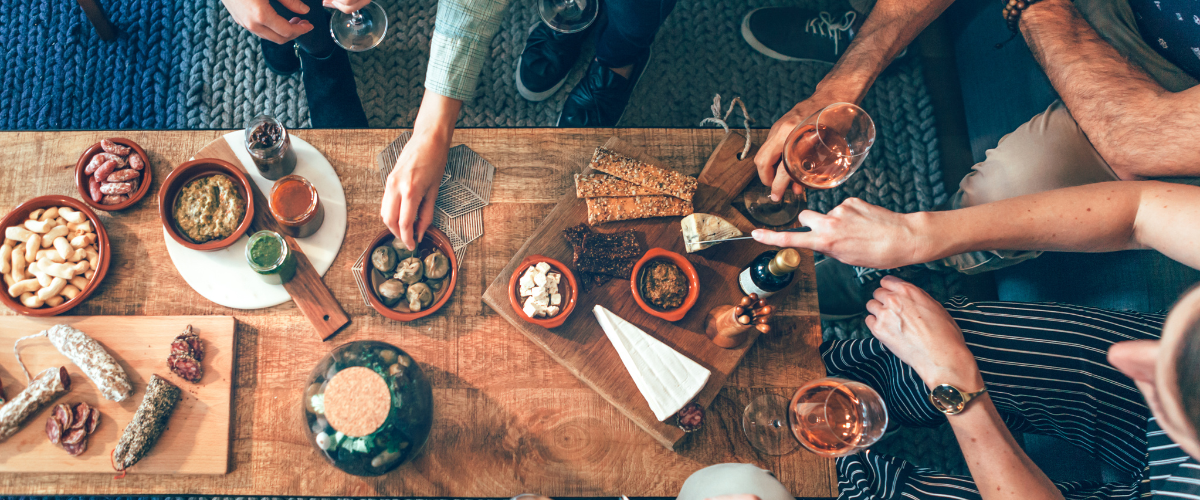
[0,195,110,316]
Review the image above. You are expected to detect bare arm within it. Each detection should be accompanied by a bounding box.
[1021,0,1200,179]
[754,0,955,199]
[752,181,1200,271]
[867,278,1063,500]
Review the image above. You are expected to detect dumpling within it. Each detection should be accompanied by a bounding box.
[394,257,424,284]
[406,282,433,312]
[424,250,450,280]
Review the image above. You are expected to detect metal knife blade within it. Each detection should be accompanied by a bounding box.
[702,226,811,244]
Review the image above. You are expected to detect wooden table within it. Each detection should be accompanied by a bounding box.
[0,129,832,498]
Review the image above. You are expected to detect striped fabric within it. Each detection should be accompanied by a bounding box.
[822,298,1200,500]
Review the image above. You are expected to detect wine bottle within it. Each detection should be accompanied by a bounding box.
[738,248,800,298]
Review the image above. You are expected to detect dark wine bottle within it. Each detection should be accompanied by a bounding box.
[738,248,801,298]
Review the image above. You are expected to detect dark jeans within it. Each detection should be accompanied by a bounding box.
[267,0,368,128]
[946,0,1200,313]
[593,0,678,68]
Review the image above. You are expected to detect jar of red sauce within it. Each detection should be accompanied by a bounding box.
[269,175,324,238]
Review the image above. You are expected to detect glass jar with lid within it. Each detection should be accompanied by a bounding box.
[269,174,325,238]
[244,115,298,180]
[245,230,297,285]
[302,340,433,476]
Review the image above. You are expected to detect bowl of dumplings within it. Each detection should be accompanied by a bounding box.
[362,227,458,322]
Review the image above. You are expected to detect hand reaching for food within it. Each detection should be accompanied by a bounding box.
[865,276,982,390]
[221,0,314,44]
[381,92,462,251]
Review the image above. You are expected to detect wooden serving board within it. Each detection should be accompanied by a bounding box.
[193,138,350,340]
[482,133,775,450]
[0,316,236,474]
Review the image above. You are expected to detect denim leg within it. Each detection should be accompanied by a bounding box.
[593,0,678,68]
[266,0,367,127]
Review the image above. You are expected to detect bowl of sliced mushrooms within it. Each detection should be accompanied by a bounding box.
[361,227,457,322]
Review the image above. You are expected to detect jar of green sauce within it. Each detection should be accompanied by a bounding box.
[246,230,296,285]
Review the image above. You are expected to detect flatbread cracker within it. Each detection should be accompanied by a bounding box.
[585,196,694,225]
[588,147,697,202]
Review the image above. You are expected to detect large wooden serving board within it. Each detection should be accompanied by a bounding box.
[482,133,776,450]
[0,316,235,474]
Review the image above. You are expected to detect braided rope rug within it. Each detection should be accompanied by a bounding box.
[1,0,958,479]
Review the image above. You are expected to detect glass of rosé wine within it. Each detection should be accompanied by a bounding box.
[742,377,888,456]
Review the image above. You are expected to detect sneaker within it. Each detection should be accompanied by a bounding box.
[741,7,859,64]
[815,257,879,321]
[556,50,650,127]
[260,38,302,76]
[516,22,590,102]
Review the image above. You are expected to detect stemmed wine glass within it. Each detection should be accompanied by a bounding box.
[540,0,598,33]
[330,2,388,52]
[742,377,888,456]
[744,102,876,226]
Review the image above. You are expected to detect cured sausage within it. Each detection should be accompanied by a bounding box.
[167,352,203,383]
[15,324,133,402]
[0,366,70,442]
[46,415,62,444]
[113,375,180,471]
[170,325,204,361]
[99,139,131,156]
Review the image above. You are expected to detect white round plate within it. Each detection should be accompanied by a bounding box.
[163,132,348,310]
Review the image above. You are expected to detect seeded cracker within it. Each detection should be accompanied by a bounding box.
[574,173,664,198]
[588,148,697,202]
[585,196,694,225]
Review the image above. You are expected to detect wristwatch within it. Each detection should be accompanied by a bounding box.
[929,383,988,415]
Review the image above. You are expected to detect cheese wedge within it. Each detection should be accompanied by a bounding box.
[593,305,711,421]
[681,213,742,253]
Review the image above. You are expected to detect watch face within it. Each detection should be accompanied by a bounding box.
[930,384,966,414]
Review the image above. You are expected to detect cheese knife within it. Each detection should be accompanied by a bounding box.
[702,226,811,244]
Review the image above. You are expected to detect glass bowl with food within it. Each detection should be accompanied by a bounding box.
[302,340,434,476]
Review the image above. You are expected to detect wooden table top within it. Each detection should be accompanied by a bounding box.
[0,129,831,498]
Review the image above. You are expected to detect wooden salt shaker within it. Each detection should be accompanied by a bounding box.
[705,304,753,348]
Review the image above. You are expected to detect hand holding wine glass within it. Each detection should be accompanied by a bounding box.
[540,0,599,33]
[329,0,387,51]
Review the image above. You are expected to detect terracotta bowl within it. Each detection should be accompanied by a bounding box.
[362,227,458,322]
[74,137,153,211]
[158,158,255,252]
[507,255,579,329]
[630,248,701,322]
[0,196,111,316]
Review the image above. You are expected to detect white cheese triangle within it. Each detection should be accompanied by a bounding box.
[681,213,742,253]
[593,305,711,421]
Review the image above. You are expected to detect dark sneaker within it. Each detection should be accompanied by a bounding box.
[516,22,590,102]
[556,50,650,127]
[815,257,879,321]
[741,7,859,64]
[260,38,301,76]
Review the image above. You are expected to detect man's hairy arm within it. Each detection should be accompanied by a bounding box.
[1021,0,1200,179]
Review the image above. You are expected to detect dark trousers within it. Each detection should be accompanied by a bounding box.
[266,0,368,128]
[594,0,678,68]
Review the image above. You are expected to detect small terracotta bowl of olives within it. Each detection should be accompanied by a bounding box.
[360,227,458,322]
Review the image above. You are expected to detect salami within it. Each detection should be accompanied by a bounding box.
[99,139,131,156]
[167,352,203,383]
[71,401,90,430]
[0,366,71,442]
[54,403,73,429]
[62,426,87,445]
[170,325,204,361]
[113,375,180,471]
[0,377,5,405]
[46,415,62,444]
[15,324,133,402]
[86,407,101,434]
[63,438,87,456]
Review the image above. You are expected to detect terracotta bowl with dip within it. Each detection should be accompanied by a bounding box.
[74,137,153,212]
[508,255,578,329]
[0,196,111,317]
[360,227,458,322]
[630,248,700,322]
[158,158,255,252]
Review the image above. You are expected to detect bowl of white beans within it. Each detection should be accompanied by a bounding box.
[0,195,110,316]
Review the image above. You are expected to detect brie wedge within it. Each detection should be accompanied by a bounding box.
[593,305,711,421]
[681,213,742,253]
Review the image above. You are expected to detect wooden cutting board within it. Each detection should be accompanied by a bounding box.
[482,133,778,450]
[0,316,235,474]
[193,137,350,340]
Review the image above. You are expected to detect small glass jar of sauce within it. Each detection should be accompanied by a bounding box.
[244,115,297,180]
[246,230,297,285]
[270,175,325,238]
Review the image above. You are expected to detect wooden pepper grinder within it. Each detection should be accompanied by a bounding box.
[705,293,774,349]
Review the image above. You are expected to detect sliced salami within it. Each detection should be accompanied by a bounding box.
[46,415,62,444]
[62,427,87,445]
[86,407,101,434]
[168,352,203,383]
[71,402,91,430]
[54,403,73,429]
[170,325,204,362]
[63,438,87,456]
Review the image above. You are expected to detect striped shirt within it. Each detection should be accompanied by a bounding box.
[1149,418,1200,498]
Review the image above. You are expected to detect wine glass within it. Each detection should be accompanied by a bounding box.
[540,0,598,33]
[330,1,388,52]
[745,103,876,226]
[742,377,888,456]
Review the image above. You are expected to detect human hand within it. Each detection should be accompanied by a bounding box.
[865,276,981,389]
[381,133,449,251]
[751,198,933,269]
[754,94,843,201]
[221,0,313,44]
[323,0,372,14]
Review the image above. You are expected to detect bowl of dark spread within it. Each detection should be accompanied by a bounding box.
[158,158,255,251]
[630,248,700,322]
